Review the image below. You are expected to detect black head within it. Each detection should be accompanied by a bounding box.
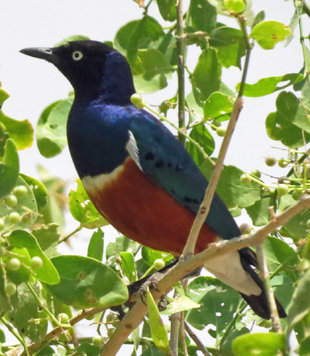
[21,40,135,103]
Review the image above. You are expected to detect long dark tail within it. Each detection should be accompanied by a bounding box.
[239,248,287,319]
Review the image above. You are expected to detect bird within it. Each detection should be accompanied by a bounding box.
[21,40,286,319]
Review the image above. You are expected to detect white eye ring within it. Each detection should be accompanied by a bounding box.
[72,51,84,61]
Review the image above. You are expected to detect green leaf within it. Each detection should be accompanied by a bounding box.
[189,0,217,33]
[156,0,177,21]
[250,20,291,50]
[46,255,128,308]
[141,246,173,266]
[120,251,138,283]
[161,294,200,315]
[186,124,215,166]
[0,112,33,150]
[126,16,164,62]
[200,163,261,214]
[300,336,310,356]
[9,283,48,342]
[0,87,9,107]
[192,48,221,102]
[9,230,60,284]
[36,99,72,158]
[20,173,48,211]
[287,269,310,330]
[238,73,303,97]
[32,223,60,251]
[265,91,310,148]
[251,10,265,28]
[133,48,174,93]
[186,276,241,333]
[232,332,285,356]
[87,229,104,261]
[210,26,246,68]
[246,192,273,226]
[4,247,32,285]
[146,288,170,355]
[0,139,19,199]
[69,179,108,229]
[106,235,140,260]
[203,91,233,119]
[224,0,245,13]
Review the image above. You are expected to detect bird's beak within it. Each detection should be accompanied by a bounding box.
[20,47,58,64]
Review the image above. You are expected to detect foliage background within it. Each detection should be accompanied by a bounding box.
[0,0,310,355]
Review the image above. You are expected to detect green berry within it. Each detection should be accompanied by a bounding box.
[153,259,165,270]
[278,158,288,168]
[5,195,18,207]
[92,335,104,347]
[7,258,21,271]
[4,282,17,297]
[8,212,20,225]
[239,223,251,234]
[0,246,6,257]
[14,186,28,197]
[292,190,303,201]
[240,174,251,185]
[0,218,5,230]
[265,156,276,167]
[216,128,226,137]
[277,184,289,197]
[31,256,43,269]
[131,93,145,109]
[21,213,32,225]
[58,313,70,324]
[251,170,261,178]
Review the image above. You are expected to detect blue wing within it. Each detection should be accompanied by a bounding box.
[128,111,240,240]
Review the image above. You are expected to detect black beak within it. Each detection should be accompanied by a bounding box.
[20,47,58,64]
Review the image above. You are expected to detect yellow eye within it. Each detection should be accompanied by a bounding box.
[72,51,84,61]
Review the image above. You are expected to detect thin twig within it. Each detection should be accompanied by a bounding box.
[169,312,180,356]
[180,312,188,356]
[176,0,186,145]
[1,317,30,356]
[184,321,211,356]
[182,17,252,256]
[256,245,282,333]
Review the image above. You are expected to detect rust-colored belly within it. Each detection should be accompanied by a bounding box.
[84,158,216,255]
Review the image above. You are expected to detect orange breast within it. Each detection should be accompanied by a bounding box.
[85,158,216,256]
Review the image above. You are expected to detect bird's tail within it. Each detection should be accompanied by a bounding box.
[239,249,286,319]
[204,247,286,320]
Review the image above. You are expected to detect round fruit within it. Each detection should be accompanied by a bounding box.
[5,195,18,207]
[14,186,28,197]
[21,213,32,225]
[131,93,145,109]
[92,335,104,347]
[292,190,303,201]
[265,157,276,167]
[8,212,20,225]
[4,282,17,297]
[7,258,21,271]
[277,184,289,197]
[153,259,165,270]
[0,218,5,230]
[0,246,6,257]
[240,174,251,185]
[58,313,70,324]
[31,256,43,269]
[239,223,251,234]
[251,170,261,178]
[278,158,288,168]
[216,128,226,137]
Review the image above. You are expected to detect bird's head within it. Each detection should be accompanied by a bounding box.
[21,40,135,103]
